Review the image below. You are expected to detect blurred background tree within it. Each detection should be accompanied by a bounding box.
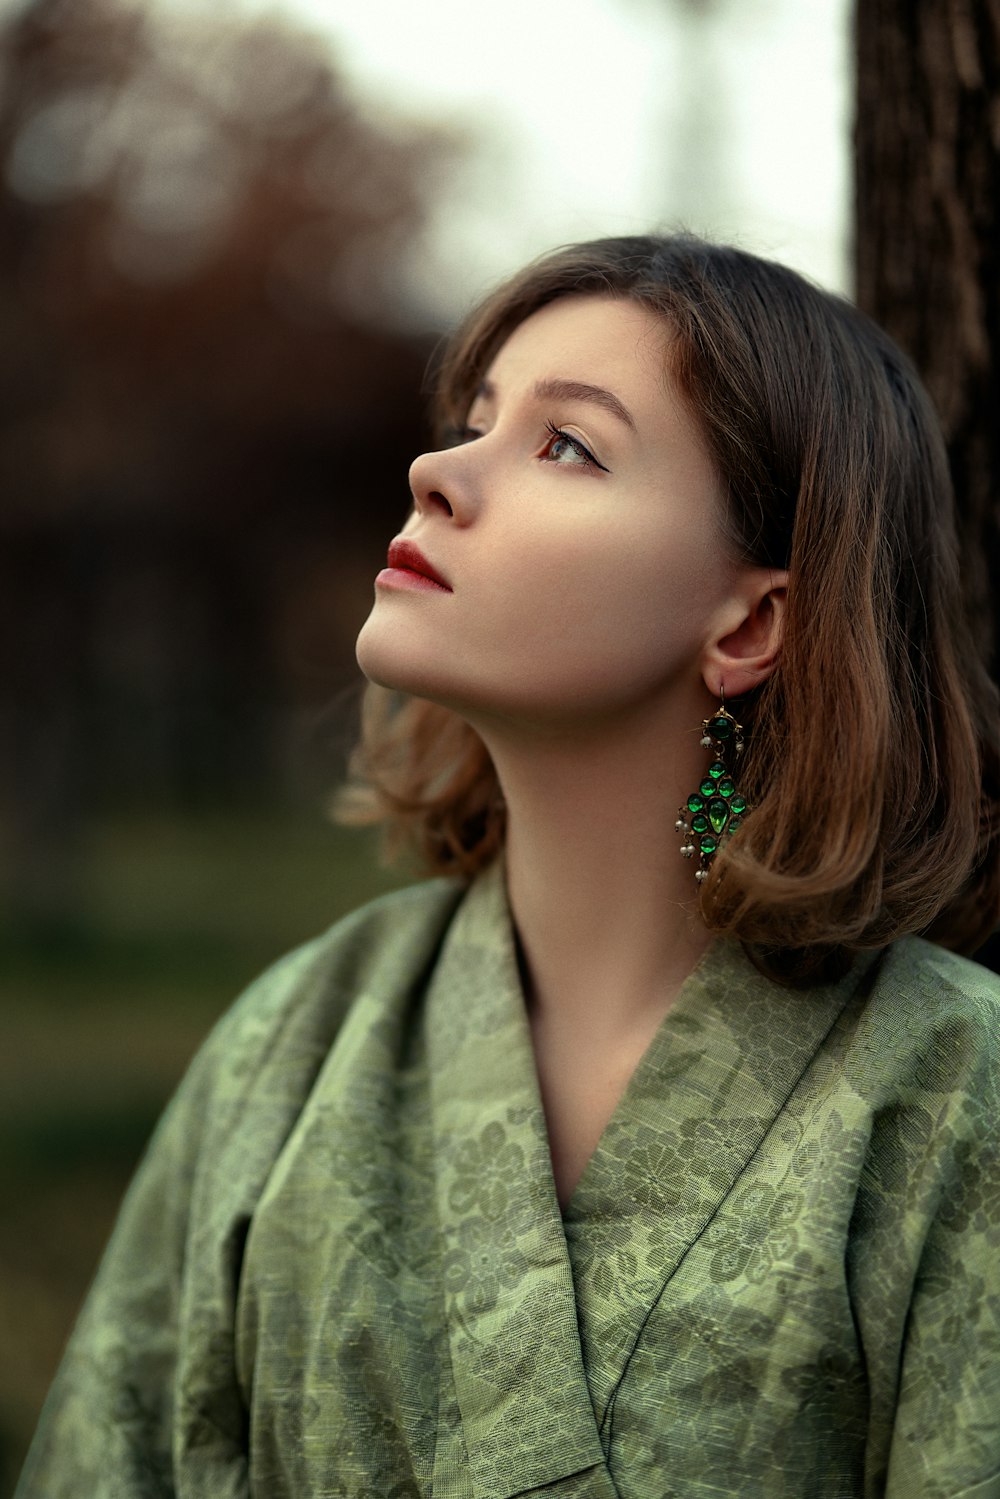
[0,0,464,1484]
[855,0,1000,972]
[0,0,459,933]
[855,0,999,677]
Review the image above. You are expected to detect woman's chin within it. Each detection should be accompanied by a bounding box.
[356,622,445,699]
[355,613,401,685]
[355,636,403,691]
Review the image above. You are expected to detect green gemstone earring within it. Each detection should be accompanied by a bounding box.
[676,692,748,883]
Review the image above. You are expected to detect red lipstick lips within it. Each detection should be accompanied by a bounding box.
[377,539,452,593]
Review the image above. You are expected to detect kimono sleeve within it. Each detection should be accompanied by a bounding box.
[883,1013,1000,1499]
[15,932,359,1499]
[15,875,464,1499]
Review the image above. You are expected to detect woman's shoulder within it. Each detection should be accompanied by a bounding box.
[842,935,1000,1111]
[874,934,1000,1026]
[181,875,469,1116]
[237,874,468,1022]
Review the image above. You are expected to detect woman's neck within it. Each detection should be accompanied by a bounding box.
[476,697,716,1039]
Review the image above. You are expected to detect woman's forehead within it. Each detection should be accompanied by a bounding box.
[478,294,674,413]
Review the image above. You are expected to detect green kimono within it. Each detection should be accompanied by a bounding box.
[17,861,1000,1497]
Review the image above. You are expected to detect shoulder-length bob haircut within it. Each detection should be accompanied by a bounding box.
[340,233,999,984]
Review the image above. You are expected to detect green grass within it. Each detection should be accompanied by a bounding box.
[0,805,409,1496]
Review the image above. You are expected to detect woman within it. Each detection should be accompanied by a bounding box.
[18,236,1000,1498]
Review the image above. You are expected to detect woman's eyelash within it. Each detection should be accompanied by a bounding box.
[543,420,609,472]
[441,419,609,472]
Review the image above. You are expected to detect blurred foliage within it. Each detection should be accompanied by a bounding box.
[0,0,467,927]
[0,1,468,1485]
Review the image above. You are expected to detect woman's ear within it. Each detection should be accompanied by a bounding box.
[702,568,788,699]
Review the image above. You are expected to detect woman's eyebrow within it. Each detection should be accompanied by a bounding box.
[473,377,636,432]
[532,377,637,431]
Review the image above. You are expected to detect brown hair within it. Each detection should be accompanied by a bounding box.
[339,234,1000,984]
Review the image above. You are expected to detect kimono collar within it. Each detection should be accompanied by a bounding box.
[425,857,878,1498]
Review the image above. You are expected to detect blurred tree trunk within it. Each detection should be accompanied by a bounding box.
[854,0,1000,676]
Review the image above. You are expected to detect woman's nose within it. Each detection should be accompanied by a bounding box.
[407,447,474,522]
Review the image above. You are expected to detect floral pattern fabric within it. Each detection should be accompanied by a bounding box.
[16,860,1000,1498]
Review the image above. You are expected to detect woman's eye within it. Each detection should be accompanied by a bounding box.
[442,423,483,447]
[541,421,608,472]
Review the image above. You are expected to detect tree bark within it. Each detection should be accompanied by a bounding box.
[854,0,1000,672]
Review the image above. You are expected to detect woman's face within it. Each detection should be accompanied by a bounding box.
[356,293,740,731]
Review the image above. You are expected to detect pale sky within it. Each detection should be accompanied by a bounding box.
[2,0,852,327]
[216,0,854,325]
